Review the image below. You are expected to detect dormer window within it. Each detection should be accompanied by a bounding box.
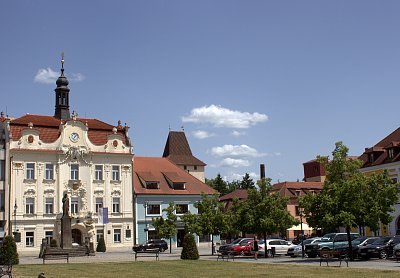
[146,182,159,189]
[368,153,374,163]
[388,148,394,159]
[173,182,185,190]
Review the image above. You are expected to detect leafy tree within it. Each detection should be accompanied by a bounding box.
[300,142,400,260]
[227,180,241,193]
[96,236,106,252]
[240,173,255,190]
[0,235,19,265]
[180,233,199,260]
[152,203,177,253]
[206,174,228,195]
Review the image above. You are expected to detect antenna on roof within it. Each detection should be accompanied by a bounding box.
[181,125,184,131]
[169,125,171,132]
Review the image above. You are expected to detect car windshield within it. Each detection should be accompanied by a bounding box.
[321,234,335,242]
[372,237,391,245]
[302,239,314,245]
[230,238,244,245]
[351,238,366,245]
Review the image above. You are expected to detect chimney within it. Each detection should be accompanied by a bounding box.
[260,164,265,179]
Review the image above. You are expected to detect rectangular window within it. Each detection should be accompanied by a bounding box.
[45,231,53,245]
[96,229,104,244]
[112,197,120,213]
[125,229,131,239]
[194,165,197,170]
[146,204,161,215]
[45,198,54,214]
[173,183,185,190]
[114,229,121,243]
[95,165,103,181]
[95,197,103,213]
[26,231,34,247]
[26,163,35,180]
[45,163,54,180]
[71,197,79,214]
[70,164,79,180]
[112,165,120,181]
[0,160,4,181]
[145,182,159,189]
[25,198,34,214]
[175,204,189,215]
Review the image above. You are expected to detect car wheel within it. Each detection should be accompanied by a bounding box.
[240,250,245,256]
[379,250,388,260]
[159,247,165,252]
[308,254,317,258]
[267,250,273,257]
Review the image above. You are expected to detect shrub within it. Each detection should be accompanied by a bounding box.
[0,235,19,265]
[180,233,199,260]
[96,237,106,252]
[50,238,58,247]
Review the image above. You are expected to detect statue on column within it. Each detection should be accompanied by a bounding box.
[62,193,70,217]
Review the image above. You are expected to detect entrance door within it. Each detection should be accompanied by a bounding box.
[72,229,82,245]
[177,230,186,247]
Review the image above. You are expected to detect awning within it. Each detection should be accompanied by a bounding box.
[287,223,313,231]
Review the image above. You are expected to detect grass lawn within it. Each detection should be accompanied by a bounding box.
[12,260,400,278]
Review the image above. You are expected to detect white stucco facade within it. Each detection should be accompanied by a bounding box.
[8,118,134,251]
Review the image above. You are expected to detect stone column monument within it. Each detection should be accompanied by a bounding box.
[61,193,72,248]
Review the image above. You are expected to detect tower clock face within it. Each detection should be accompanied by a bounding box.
[70,132,79,143]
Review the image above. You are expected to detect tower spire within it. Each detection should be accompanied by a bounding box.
[54,52,71,120]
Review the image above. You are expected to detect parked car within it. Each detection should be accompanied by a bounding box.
[132,239,168,252]
[218,238,253,254]
[305,233,360,258]
[258,239,295,256]
[334,236,379,258]
[229,239,254,256]
[393,242,400,260]
[358,236,400,260]
[287,237,321,257]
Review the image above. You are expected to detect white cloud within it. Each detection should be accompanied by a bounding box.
[34,68,59,84]
[182,105,268,129]
[34,68,85,84]
[219,158,250,168]
[71,73,86,81]
[226,171,258,181]
[210,144,266,158]
[192,130,215,139]
[231,130,245,137]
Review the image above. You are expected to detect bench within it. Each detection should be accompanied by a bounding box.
[217,251,235,261]
[134,249,160,261]
[42,250,69,264]
[0,263,13,277]
[319,250,348,267]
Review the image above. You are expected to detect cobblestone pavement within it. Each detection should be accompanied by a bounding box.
[18,246,400,271]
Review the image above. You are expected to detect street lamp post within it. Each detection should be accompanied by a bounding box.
[300,207,304,258]
[143,203,148,240]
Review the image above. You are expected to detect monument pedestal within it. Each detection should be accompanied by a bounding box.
[61,215,72,249]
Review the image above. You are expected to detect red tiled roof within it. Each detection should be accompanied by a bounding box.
[271,182,323,197]
[162,131,206,166]
[9,114,128,145]
[359,127,400,167]
[133,157,215,195]
[219,189,248,201]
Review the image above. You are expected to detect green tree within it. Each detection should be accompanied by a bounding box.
[180,233,199,260]
[300,142,400,260]
[240,173,255,190]
[0,235,19,265]
[227,180,241,193]
[195,194,228,255]
[206,174,228,195]
[152,203,177,253]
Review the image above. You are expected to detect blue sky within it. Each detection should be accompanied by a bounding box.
[1,1,400,182]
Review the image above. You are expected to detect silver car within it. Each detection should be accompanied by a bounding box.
[287,237,321,257]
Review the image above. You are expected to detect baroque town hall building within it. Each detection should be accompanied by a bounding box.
[0,58,134,251]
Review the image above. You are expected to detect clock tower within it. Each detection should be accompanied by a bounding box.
[54,53,71,120]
